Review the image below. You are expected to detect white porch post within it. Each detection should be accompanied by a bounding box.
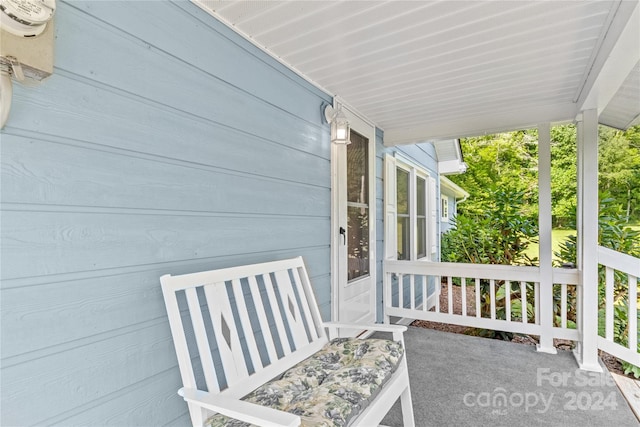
[574,109,602,372]
[536,122,557,354]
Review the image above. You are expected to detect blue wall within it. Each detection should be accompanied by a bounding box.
[441,194,455,233]
[0,1,331,425]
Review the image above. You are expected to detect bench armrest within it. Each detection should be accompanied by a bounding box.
[323,322,407,341]
[180,388,300,427]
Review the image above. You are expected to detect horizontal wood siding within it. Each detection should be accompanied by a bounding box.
[0,1,331,425]
[440,195,455,233]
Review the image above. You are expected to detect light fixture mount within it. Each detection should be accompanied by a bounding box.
[324,104,351,145]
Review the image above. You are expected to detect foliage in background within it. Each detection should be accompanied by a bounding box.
[449,125,640,228]
[441,189,538,265]
[441,188,538,340]
[555,197,640,378]
[550,125,578,227]
[599,126,640,223]
[445,126,639,356]
[451,131,539,219]
[554,196,640,264]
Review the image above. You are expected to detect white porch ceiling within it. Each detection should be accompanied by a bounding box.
[196,1,640,144]
[600,60,640,130]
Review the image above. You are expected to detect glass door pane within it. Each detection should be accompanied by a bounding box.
[347,131,369,281]
[417,176,426,258]
[397,168,410,260]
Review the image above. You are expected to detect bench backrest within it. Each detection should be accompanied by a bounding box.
[161,257,328,399]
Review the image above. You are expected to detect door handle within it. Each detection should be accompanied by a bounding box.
[339,227,346,245]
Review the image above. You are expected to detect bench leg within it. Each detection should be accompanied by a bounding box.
[188,402,205,427]
[400,385,415,427]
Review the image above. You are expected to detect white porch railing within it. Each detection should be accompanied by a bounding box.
[597,246,640,367]
[384,248,640,368]
[384,261,580,343]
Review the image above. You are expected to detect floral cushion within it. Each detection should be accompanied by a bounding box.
[205,338,404,427]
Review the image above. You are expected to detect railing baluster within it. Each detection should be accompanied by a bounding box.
[475,278,481,318]
[435,277,440,313]
[505,280,511,322]
[575,283,581,332]
[490,279,496,320]
[560,283,567,329]
[398,273,404,309]
[422,275,427,312]
[605,267,614,340]
[461,277,467,317]
[447,276,453,314]
[521,281,527,324]
[534,282,540,324]
[569,285,576,328]
[628,274,637,353]
[410,274,415,310]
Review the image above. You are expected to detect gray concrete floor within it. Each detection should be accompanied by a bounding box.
[377,326,639,427]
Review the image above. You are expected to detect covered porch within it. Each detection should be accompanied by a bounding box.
[204,1,640,371]
[2,1,639,425]
[204,0,640,372]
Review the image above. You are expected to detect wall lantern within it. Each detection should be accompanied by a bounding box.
[324,104,351,145]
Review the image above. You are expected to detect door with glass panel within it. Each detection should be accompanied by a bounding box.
[334,125,376,327]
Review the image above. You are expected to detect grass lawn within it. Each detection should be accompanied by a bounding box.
[525,224,639,263]
[524,229,575,263]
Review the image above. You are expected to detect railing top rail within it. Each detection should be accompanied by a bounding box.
[598,246,640,277]
[384,260,541,282]
[385,261,579,285]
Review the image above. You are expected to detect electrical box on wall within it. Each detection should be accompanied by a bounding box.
[0,0,56,128]
[0,19,54,80]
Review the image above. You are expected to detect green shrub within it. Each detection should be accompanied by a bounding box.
[442,189,538,339]
[442,189,538,265]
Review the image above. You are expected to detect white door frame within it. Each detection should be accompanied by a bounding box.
[330,98,377,323]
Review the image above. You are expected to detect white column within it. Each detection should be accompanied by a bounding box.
[574,109,603,372]
[536,123,557,354]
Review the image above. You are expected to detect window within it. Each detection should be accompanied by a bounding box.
[441,195,449,221]
[390,158,433,261]
[397,168,410,260]
[417,177,427,258]
[384,154,437,261]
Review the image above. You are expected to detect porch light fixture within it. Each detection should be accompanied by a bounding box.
[324,104,351,144]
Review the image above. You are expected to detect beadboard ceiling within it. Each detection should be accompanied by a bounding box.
[195,1,640,144]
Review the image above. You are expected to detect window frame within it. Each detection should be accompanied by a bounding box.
[395,158,431,261]
[441,195,449,222]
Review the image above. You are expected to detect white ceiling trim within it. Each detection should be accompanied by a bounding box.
[578,1,640,116]
[600,60,640,129]
[384,102,577,145]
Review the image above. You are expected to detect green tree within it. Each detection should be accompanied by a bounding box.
[550,125,577,227]
[599,126,640,223]
[452,131,538,219]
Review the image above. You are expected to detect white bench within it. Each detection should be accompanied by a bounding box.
[161,256,414,427]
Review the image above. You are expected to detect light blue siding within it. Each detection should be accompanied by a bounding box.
[441,194,456,233]
[1,1,331,426]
